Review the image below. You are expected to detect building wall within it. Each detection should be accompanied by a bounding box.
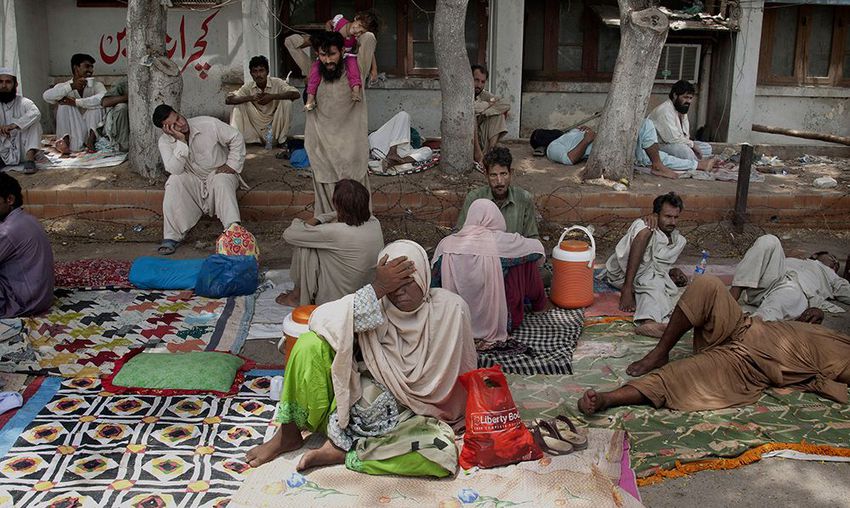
[752,87,850,145]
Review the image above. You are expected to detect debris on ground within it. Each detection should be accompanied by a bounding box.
[813,176,838,189]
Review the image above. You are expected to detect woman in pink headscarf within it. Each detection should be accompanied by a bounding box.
[432,198,548,350]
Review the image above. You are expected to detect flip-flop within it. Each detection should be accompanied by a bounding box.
[532,419,573,456]
[554,415,588,450]
[532,147,545,157]
[157,239,179,256]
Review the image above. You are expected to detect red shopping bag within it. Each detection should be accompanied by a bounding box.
[458,365,542,469]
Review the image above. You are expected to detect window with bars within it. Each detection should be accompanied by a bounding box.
[758,4,850,87]
[279,0,488,78]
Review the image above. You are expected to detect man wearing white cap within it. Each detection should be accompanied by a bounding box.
[0,68,42,174]
[42,53,105,153]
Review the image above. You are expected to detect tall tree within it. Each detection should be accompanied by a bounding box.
[581,0,668,181]
[434,0,474,175]
[127,0,183,180]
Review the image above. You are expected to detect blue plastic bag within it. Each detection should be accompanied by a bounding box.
[194,255,259,298]
[290,148,310,168]
[129,257,206,290]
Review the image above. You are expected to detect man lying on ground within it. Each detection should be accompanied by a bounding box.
[152,104,246,256]
[579,275,850,415]
[600,192,689,338]
[0,68,41,174]
[730,234,850,323]
[276,179,384,307]
[0,173,54,317]
[546,119,715,179]
[648,80,712,162]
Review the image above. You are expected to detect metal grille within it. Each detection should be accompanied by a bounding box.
[656,44,701,83]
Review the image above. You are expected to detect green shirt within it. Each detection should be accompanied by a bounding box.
[456,185,539,239]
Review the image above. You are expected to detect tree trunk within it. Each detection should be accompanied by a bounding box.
[127,0,183,180]
[581,0,668,181]
[434,0,474,175]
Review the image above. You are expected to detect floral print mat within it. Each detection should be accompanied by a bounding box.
[507,320,850,479]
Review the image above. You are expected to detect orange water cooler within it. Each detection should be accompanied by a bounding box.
[551,226,596,309]
[279,304,317,365]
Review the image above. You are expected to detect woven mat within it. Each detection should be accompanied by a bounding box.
[507,320,850,479]
[54,259,133,289]
[0,371,275,506]
[230,428,641,508]
[478,307,584,375]
[25,288,253,377]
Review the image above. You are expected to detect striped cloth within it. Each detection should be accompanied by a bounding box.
[478,307,584,375]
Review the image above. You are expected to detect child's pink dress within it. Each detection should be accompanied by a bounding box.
[306,15,362,95]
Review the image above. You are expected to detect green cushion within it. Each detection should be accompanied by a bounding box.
[111,352,245,393]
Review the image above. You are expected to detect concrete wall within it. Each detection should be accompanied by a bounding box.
[43,0,245,128]
[752,87,850,145]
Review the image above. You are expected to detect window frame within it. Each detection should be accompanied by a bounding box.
[758,4,850,87]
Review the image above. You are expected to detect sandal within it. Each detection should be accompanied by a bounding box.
[532,147,545,157]
[532,419,573,456]
[554,415,588,450]
[157,239,179,256]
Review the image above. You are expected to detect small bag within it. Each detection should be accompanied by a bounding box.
[194,255,259,298]
[217,224,259,258]
[458,365,542,469]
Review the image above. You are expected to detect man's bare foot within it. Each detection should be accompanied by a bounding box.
[578,389,607,416]
[54,135,71,155]
[634,321,666,338]
[275,290,300,307]
[296,440,346,471]
[650,164,680,179]
[626,350,669,377]
[85,129,97,152]
[697,158,717,173]
[245,423,304,468]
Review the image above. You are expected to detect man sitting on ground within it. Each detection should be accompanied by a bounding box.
[100,77,129,152]
[600,192,689,338]
[457,147,538,239]
[276,179,384,307]
[0,173,54,317]
[42,53,106,153]
[152,104,246,256]
[578,275,850,415]
[473,64,510,164]
[0,68,41,174]
[730,234,850,323]
[648,80,712,162]
[546,119,715,179]
[226,55,300,148]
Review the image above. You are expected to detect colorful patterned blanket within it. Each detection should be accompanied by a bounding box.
[0,372,275,507]
[25,288,253,377]
[507,320,850,481]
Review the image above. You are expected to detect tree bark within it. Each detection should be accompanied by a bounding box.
[752,124,850,146]
[581,1,668,181]
[127,0,183,180]
[434,0,474,175]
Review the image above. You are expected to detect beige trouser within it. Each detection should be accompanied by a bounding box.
[0,122,42,165]
[229,100,293,145]
[162,172,241,241]
[55,105,103,152]
[476,113,507,151]
[732,234,807,321]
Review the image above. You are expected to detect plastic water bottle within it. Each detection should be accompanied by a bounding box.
[694,250,710,275]
[264,124,273,150]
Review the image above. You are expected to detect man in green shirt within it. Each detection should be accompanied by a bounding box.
[456,147,538,239]
[100,78,129,151]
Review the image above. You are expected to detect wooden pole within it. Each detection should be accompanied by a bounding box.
[733,143,753,232]
[752,124,850,146]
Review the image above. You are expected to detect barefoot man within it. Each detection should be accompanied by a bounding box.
[546,119,715,178]
[599,192,689,338]
[42,53,105,153]
[578,275,850,416]
[247,240,476,475]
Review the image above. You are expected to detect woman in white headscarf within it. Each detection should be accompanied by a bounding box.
[246,240,477,476]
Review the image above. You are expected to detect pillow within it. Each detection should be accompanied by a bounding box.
[217,223,260,258]
[129,257,206,290]
[102,348,253,396]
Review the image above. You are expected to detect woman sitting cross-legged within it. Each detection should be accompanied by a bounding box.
[245,240,477,476]
[432,198,549,351]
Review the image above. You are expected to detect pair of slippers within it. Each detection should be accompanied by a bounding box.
[158,239,179,256]
[531,415,588,456]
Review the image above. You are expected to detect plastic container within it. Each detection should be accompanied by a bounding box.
[551,225,595,309]
[278,304,317,365]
